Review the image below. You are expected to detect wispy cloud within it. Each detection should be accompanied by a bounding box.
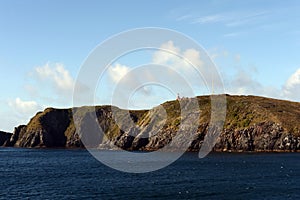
[225,11,269,27]
[177,10,270,29]
[176,14,193,21]
[223,32,243,37]
[191,14,226,24]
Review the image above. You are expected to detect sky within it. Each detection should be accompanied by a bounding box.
[1,0,300,132]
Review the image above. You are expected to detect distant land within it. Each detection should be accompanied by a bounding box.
[1,95,300,152]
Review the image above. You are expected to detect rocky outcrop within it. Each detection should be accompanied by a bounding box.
[0,131,12,146]
[2,95,300,152]
[213,122,300,152]
[4,125,26,147]
[5,108,73,148]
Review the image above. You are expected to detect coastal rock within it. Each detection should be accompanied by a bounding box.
[4,125,27,147]
[213,122,283,152]
[0,131,12,146]
[7,108,72,148]
[5,95,300,152]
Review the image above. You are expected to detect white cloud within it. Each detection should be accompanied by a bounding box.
[227,70,261,94]
[284,68,300,89]
[152,40,204,71]
[0,62,77,132]
[0,114,20,132]
[103,40,215,109]
[208,48,282,99]
[108,63,130,83]
[234,54,241,63]
[104,43,300,110]
[183,48,203,67]
[152,41,181,64]
[2,63,76,131]
[152,40,214,92]
[8,98,42,118]
[35,63,74,92]
[224,70,280,98]
[26,62,77,106]
[208,48,229,60]
[108,42,207,93]
[282,68,300,100]
[0,98,44,131]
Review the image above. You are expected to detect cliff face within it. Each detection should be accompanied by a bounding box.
[5,108,72,148]
[3,95,300,152]
[0,131,12,146]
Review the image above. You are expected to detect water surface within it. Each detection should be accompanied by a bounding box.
[1,148,300,199]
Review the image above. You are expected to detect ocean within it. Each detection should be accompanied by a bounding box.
[1,148,300,199]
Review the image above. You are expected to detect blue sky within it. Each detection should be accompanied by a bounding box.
[1,0,300,131]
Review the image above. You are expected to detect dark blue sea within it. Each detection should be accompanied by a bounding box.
[1,148,300,199]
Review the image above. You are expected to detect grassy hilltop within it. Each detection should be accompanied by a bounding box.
[2,95,300,152]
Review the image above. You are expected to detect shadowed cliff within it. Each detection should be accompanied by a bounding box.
[2,95,300,152]
[0,131,12,146]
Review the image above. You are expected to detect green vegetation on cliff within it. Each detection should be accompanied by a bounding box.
[2,95,300,152]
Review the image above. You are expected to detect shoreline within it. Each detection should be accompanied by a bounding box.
[2,146,300,153]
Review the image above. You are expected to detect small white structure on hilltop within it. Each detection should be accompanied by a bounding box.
[176,93,181,100]
[177,93,189,101]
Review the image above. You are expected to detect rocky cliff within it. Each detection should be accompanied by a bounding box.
[3,95,300,152]
[0,131,12,146]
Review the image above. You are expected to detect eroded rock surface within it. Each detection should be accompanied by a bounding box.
[3,95,300,152]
